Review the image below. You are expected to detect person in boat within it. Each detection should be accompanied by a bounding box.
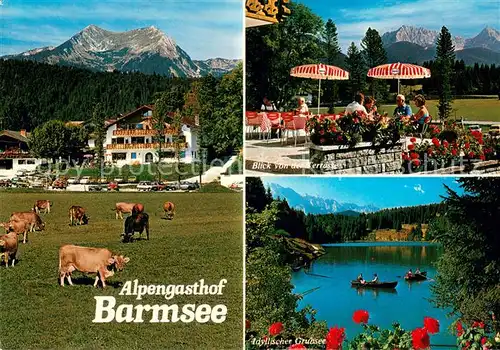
[407,269,413,278]
[357,273,365,284]
[371,273,379,283]
[415,268,421,275]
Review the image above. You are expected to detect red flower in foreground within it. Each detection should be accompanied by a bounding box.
[269,322,284,336]
[432,138,440,146]
[456,321,464,336]
[289,344,307,350]
[423,317,440,334]
[410,137,417,143]
[472,321,485,329]
[480,154,486,161]
[442,140,449,148]
[481,337,487,345]
[352,310,370,324]
[246,319,251,329]
[412,159,421,167]
[464,142,470,149]
[468,151,475,158]
[410,152,420,159]
[464,340,471,349]
[408,144,415,151]
[412,327,430,349]
[452,149,458,156]
[326,326,345,350]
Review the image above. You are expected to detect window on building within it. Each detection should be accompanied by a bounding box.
[112,153,127,161]
[27,159,35,165]
[18,160,26,164]
[131,153,137,159]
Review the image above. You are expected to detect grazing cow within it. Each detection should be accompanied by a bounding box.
[58,245,130,288]
[123,212,150,242]
[0,231,18,267]
[0,220,30,244]
[69,206,89,226]
[33,200,52,214]
[163,201,175,220]
[114,202,143,220]
[9,212,45,232]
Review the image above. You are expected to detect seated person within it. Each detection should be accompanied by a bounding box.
[357,273,364,283]
[371,273,379,283]
[296,97,309,115]
[415,267,421,275]
[363,96,378,119]
[412,95,430,125]
[261,96,277,112]
[345,92,368,115]
[407,269,413,277]
[393,94,413,118]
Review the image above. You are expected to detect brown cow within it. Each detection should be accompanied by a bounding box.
[0,231,18,267]
[114,202,143,220]
[163,201,175,220]
[69,206,89,226]
[0,220,30,244]
[33,200,52,214]
[9,212,45,232]
[58,245,130,287]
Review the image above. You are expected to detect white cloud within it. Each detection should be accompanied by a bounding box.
[413,184,425,194]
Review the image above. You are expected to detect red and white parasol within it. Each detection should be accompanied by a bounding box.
[367,62,431,94]
[290,64,350,113]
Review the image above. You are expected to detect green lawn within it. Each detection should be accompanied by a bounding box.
[0,191,242,349]
[322,99,500,122]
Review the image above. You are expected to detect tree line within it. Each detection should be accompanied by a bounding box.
[0,59,242,160]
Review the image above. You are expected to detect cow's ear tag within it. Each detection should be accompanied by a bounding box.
[108,258,115,264]
[124,257,130,263]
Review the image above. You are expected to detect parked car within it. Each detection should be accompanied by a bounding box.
[468,125,482,133]
[489,124,500,136]
[52,178,67,189]
[80,176,91,184]
[137,181,154,191]
[180,181,199,191]
[88,184,103,192]
[107,182,119,191]
[67,177,80,184]
[150,181,165,191]
[0,179,11,187]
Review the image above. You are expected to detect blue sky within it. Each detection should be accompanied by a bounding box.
[262,177,464,209]
[0,0,243,59]
[295,0,500,53]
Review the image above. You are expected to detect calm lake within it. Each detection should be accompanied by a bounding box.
[292,242,455,347]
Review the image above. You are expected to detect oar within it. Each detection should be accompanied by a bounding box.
[298,286,321,297]
[304,271,333,279]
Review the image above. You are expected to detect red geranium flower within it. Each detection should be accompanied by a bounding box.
[427,148,434,156]
[481,337,487,345]
[472,321,485,329]
[319,129,325,135]
[464,142,470,149]
[410,137,417,143]
[432,138,440,146]
[456,321,464,336]
[337,135,344,142]
[480,154,486,161]
[408,144,415,151]
[412,327,430,349]
[442,140,449,148]
[410,152,419,159]
[452,149,458,156]
[352,310,369,324]
[412,159,421,167]
[326,326,345,350]
[423,317,440,334]
[246,319,251,329]
[465,341,471,350]
[468,151,475,158]
[269,322,284,336]
[289,344,307,350]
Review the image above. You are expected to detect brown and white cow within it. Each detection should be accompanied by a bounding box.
[69,206,89,226]
[9,212,45,232]
[0,220,31,244]
[114,202,143,220]
[163,201,175,220]
[33,200,52,214]
[0,231,18,267]
[58,245,130,287]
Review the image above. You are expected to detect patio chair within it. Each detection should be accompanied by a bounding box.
[245,111,261,139]
[419,116,432,139]
[283,115,307,147]
[263,112,281,141]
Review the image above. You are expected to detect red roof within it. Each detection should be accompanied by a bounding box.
[107,105,198,128]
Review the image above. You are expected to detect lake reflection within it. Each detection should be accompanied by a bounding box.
[292,243,455,347]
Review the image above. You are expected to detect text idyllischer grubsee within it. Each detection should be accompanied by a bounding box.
[93,279,228,324]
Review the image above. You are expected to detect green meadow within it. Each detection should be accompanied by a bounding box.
[0,191,243,349]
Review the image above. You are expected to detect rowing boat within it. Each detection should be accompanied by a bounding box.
[404,271,427,281]
[351,280,398,289]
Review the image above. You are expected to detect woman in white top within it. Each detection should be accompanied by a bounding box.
[296,97,309,114]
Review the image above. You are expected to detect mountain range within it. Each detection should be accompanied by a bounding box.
[267,183,379,215]
[3,25,240,77]
[382,26,500,65]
